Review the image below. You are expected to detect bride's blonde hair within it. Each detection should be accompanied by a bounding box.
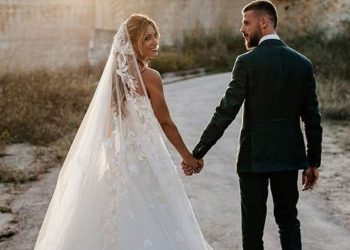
[126,14,160,68]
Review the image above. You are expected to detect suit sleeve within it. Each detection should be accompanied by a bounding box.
[192,56,248,159]
[301,64,322,167]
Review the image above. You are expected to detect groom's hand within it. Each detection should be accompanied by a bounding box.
[181,156,204,176]
[302,166,319,191]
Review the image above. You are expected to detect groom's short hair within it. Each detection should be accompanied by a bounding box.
[242,0,278,29]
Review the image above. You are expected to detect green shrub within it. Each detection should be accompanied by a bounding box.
[153,26,246,73]
[152,51,195,73]
[285,31,350,80]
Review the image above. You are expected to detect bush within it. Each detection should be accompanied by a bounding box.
[152,50,195,73]
[182,26,245,72]
[285,31,350,80]
[153,26,246,74]
[153,25,350,120]
[317,77,350,120]
[284,29,350,120]
[154,25,349,80]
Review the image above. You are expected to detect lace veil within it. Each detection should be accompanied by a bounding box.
[34,21,149,249]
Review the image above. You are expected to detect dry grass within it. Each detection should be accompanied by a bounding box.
[317,77,350,120]
[0,66,96,184]
[0,67,97,149]
[0,165,40,183]
[0,67,97,183]
[284,27,350,120]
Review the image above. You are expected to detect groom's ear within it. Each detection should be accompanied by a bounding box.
[260,16,269,29]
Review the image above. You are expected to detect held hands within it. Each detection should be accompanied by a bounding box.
[302,166,319,191]
[181,155,204,176]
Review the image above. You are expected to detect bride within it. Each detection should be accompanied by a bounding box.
[34,14,212,250]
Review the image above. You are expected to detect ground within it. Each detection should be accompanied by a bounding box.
[0,73,349,249]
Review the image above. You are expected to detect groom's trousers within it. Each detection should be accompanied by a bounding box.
[238,170,301,250]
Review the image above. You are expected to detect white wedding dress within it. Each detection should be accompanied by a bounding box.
[34,21,212,250]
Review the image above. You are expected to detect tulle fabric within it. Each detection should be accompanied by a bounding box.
[34,22,212,250]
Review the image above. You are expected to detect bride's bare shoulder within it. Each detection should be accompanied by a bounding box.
[141,68,162,87]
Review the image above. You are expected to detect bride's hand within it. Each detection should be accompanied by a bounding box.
[181,156,204,176]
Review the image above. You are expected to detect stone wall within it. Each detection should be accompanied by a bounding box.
[0,0,94,75]
[1,0,349,75]
[275,0,350,38]
[90,0,250,66]
[94,0,249,45]
[94,0,350,43]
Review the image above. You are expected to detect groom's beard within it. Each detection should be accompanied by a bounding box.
[245,29,263,50]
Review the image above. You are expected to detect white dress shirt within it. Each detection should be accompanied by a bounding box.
[258,33,280,45]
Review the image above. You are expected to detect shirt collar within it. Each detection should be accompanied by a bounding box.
[259,33,280,45]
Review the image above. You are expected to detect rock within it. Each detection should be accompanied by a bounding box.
[0,207,11,214]
[0,144,36,171]
[0,213,17,243]
[0,227,17,242]
[0,143,56,183]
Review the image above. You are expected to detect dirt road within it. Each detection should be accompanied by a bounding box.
[1,73,349,250]
[164,73,350,250]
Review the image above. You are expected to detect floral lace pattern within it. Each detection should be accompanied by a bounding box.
[112,25,139,98]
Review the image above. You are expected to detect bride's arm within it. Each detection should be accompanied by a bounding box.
[142,69,200,167]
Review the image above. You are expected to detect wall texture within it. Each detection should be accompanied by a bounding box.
[94,0,248,44]
[275,0,350,38]
[0,0,94,75]
[1,0,349,75]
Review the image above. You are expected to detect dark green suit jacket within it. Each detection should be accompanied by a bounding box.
[193,39,322,173]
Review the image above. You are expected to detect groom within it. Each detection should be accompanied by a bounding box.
[182,1,322,249]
